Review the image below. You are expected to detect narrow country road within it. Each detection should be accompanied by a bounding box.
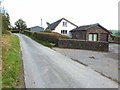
[16,34,118,88]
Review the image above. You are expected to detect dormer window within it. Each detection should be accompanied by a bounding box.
[63,22,67,27]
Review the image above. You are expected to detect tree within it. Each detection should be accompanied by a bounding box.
[45,22,52,32]
[2,12,11,33]
[15,19,27,32]
[1,0,11,33]
[5,13,11,29]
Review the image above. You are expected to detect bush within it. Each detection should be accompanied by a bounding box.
[44,29,52,33]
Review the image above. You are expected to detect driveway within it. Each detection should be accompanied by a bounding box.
[17,34,118,88]
[53,43,119,84]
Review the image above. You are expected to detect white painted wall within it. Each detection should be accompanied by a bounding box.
[52,19,77,38]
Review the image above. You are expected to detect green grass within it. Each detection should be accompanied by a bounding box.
[25,34,53,48]
[2,34,22,88]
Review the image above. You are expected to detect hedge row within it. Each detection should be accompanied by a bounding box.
[24,30,69,46]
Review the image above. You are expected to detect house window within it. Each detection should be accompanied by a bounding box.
[89,34,98,41]
[61,30,67,34]
[63,22,67,27]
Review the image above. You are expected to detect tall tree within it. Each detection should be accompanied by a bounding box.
[15,19,27,31]
[1,0,11,33]
[2,12,11,33]
[5,13,11,29]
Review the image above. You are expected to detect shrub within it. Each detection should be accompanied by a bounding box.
[44,29,52,33]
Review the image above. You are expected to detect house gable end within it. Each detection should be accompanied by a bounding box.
[62,18,78,27]
[45,18,78,31]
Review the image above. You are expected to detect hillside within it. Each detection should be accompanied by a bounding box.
[109,30,120,36]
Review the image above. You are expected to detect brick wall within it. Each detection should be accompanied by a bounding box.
[58,39,109,52]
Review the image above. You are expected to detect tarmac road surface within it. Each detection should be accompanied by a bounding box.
[17,34,118,88]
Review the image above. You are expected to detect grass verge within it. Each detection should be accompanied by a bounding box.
[2,33,24,88]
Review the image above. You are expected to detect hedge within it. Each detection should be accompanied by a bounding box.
[24,30,69,46]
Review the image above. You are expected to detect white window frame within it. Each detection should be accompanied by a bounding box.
[89,33,98,41]
[89,34,93,41]
[63,22,67,27]
[61,30,67,34]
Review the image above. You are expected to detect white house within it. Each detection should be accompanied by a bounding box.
[45,18,78,38]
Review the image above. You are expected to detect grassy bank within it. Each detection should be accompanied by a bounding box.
[2,33,24,88]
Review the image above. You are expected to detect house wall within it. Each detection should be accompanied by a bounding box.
[108,35,113,42]
[71,31,86,40]
[30,27,44,32]
[52,19,77,38]
[86,26,110,42]
[71,26,112,42]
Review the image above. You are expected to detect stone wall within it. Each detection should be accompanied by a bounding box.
[58,39,109,52]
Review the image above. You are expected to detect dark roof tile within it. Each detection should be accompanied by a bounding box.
[70,23,110,33]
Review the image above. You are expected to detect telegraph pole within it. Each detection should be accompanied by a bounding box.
[41,18,42,27]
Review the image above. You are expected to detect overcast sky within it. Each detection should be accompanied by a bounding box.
[2,0,119,30]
